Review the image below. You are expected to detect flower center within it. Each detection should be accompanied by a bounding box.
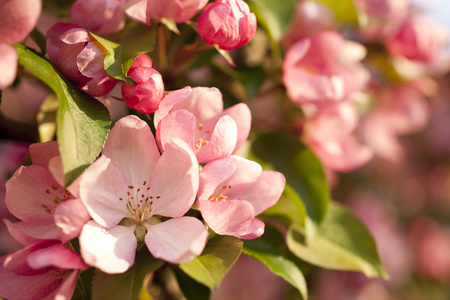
[208,184,234,202]
[195,123,211,151]
[119,180,161,224]
[42,185,74,214]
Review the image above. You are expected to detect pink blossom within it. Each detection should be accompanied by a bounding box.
[121,55,164,114]
[0,0,42,89]
[154,86,251,163]
[303,102,373,172]
[70,0,125,35]
[78,115,208,274]
[46,23,118,97]
[123,0,208,25]
[283,31,369,106]
[386,14,448,63]
[362,84,430,162]
[197,0,257,50]
[354,0,409,40]
[0,240,89,300]
[197,155,285,239]
[5,141,90,245]
[281,0,336,49]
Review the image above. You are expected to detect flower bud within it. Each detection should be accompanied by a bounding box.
[46,23,118,97]
[197,0,257,50]
[121,56,164,114]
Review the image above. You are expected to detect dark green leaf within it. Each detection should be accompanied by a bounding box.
[243,238,308,299]
[287,202,389,278]
[315,0,358,23]
[179,235,243,289]
[14,43,111,186]
[252,132,329,225]
[171,266,210,300]
[91,247,164,300]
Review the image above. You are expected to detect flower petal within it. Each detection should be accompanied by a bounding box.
[156,109,196,153]
[79,221,137,274]
[196,115,237,163]
[27,243,89,270]
[54,271,78,300]
[237,170,285,215]
[198,157,236,201]
[222,103,252,153]
[154,86,192,128]
[144,217,208,264]
[54,199,90,243]
[80,156,129,228]
[0,44,17,90]
[0,0,41,45]
[235,218,265,240]
[220,156,262,199]
[29,141,60,168]
[150,139,199,217]
[198,199,254,236]
[3,219,61,245]
[102,115,160,187]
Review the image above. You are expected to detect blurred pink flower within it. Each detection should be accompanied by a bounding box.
[0,240,88,300]
[121,55,164,114]
[283,31,369,106]
[386,14,448,63]
[0,0,42,89]
[70,0,125,35]
[197,0,257,50]
[197,156,285,239]
[123,0,208,25]
[303,102,373,172]
[5,141,90,245]
[79,115,208,274]
[281,0,336,49]
[362,84,430,162]
[46,23,118,97]
[154,86,251,163]
[354,0,409,40]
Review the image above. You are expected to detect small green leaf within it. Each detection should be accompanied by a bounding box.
[171,266,210,300]
[252,132,329,225]
[14,43,111,186]
[179,235,243,289]
[315,0,358,23]
[287,202,389,278]
[243,238,308,299]
[91,247,164,300]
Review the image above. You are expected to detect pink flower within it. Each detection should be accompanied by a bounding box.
[123,0,208,25]
[354,0,409,40]
[0,240,89,300]
[303,102,373,172]
[121,55,164,114]
[386,14,448,63]
[281,0,336,49]
[361,84,430,162]
[197,156,285,239]
[197,0,257,50]
[154,86,251,163]
[70,0,125,35]
[0,0,42,89]
[283,31,369,106]
[5,141,90,245]
[46,23,118,97]
[78,115,208,274]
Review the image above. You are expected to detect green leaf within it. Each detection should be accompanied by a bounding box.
[243,238,308,299]
[91,24,157,84]
[171,266,210,300]
[14,43,111,186]
[179,235,243,289]
[263,184,307,226]
[251,132,329,225]
[287,202,389,278]
[91,247,164,300]
[316,0,358,23]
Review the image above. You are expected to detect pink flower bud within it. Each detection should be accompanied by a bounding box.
[46,23,118,97]
[197,0,257,50]
[124,0,208,25]
[69,0,125,35]
[121,57,164,114]
[386,14,448,63]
